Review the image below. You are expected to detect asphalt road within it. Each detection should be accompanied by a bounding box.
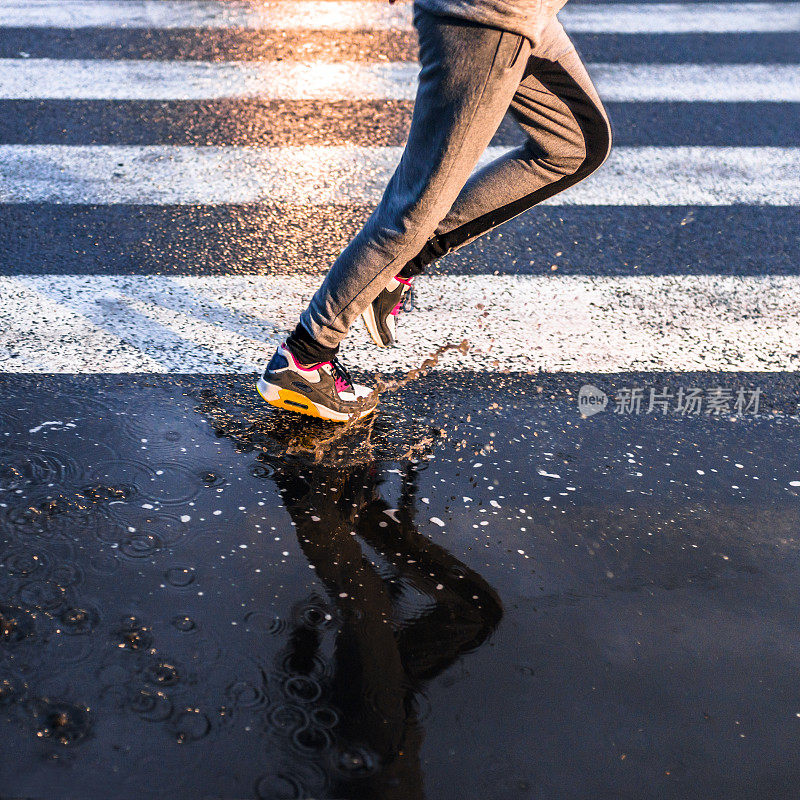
[1,1,799,798]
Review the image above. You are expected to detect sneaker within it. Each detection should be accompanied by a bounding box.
[361,276,414,347]
[256,343,378,422]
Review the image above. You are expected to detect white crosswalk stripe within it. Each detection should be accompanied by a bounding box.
[1,275,797,373]
[3,60,798,102]
[1,145,797,205]
[2,0,798,33]
[1,0,798,375]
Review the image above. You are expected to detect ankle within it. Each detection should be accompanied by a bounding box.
[283,343,320,370]
[285,322,338,366]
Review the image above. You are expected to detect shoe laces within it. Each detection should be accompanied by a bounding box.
[330,357,354,394]
[391,281,415,316]
[402,285,415,313]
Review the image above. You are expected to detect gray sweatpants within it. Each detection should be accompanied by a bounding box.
[296,4,612,356]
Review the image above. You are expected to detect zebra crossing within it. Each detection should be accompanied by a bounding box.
[3,145,797,204]
[0,0,797,374]
[2,274,798,373]
[5,1,800,32]
[3,60,799,101]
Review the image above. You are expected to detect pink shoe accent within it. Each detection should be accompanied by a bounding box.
[390,276,414,315]
[334,376,350,393]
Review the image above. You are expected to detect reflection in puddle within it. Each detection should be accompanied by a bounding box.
[4,375,800,797]
[199,389,503,797]
[0,377,502,798]
[258,455,502,797]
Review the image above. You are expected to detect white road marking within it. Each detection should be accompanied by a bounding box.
[1,275,798,373]
[0,145,796,205]
[1,0,798,33]
[0,59,417,101]
[561,2,800,33]
[0,0,416,30]
[2,60,798,102]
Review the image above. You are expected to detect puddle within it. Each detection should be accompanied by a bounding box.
[1,374,800,798]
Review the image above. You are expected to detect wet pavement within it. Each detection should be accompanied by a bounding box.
[2,0,800,796]
[2,374,800,798]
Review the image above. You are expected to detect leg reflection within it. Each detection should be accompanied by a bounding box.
[190,389,501,797]
[269,457,503,799]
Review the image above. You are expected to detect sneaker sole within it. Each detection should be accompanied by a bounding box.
[256,378,376,423]
[361,304,390,348]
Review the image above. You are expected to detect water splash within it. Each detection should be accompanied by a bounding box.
[113,616,153,652]
[58,606,99,636]
[171,615,197,633]
[128,689,172,722]
[189,341,469,467]
[291,338,470,463]
[165,566,196,588]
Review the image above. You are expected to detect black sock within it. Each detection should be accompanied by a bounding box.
[398,258,426,280]
[399,235,449,279]
[285,321,339,365]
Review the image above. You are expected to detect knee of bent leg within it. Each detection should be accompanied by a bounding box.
[578,107,613,178]
[526,132,587,178]
[526,105,611,181]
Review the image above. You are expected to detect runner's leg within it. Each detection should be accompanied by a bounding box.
[398,19,612,278]
[287,7,531,364]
